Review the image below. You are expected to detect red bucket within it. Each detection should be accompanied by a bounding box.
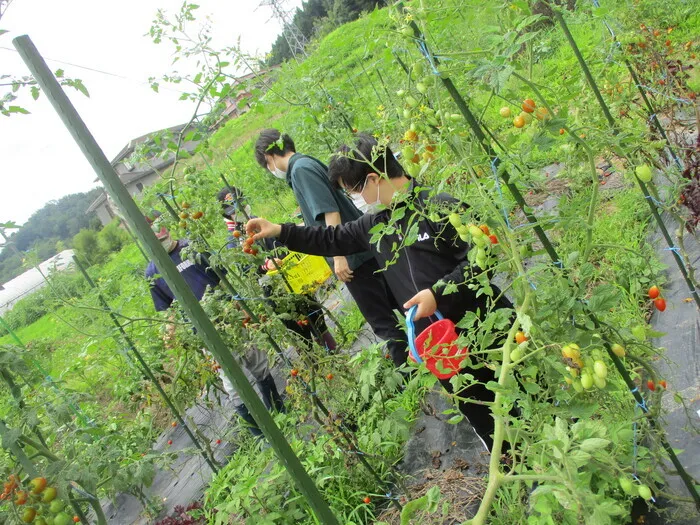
[407,307,468,379]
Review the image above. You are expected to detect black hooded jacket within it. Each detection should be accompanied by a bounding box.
[278,180,510,332]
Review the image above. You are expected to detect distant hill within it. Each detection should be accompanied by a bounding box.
[0,188,103,285]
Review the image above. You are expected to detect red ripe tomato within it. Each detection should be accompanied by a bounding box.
[233,230,242,238]
[73,517,81,523]
[215,439,221,445]
[659,380,667,389]
[513,115,526,128]
[489,234,498,244]
[167,440,173,446]
[479,225,490,235]
[654,297,666,311]
[326,373,334,380]
[647,380,656,391]
[515,331,527,344]
[521,99,536,113]
[250,249,259,256]
[291,369,299,377]
[648,285,660,299]
[363,496,371,504]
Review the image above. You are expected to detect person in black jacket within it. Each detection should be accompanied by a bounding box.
[245,134,514,451]
[254,129,408,367]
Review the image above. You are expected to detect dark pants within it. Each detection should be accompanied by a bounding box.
[439,364,499,451]
[345,258,409,367]
[282,296,337,353]
[235,374,285,438]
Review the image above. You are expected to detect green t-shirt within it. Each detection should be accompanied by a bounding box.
[287,153,373,271]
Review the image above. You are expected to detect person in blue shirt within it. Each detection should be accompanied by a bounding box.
[254,129,408,367]
[144,211,284,439]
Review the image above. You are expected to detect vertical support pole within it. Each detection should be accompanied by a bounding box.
[13,34,339,525]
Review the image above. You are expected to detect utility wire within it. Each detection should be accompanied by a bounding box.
[0,45,189,95]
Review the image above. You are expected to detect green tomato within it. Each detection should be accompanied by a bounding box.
[412,61,425,78]
[593,360,608,379]
[572,379,584,393]
[53,513,72,525]
[611,343,626,357]
[403,108,412,119]
[448,213,462,229]
[396,89,406,97]
[593,375,606,389]
[635,164,652,182]
[619,477,635,496]
[580,372,594,390]
[42,487,57,503]
[637,484,652,501]
[510,348,523,362]
[49,499,64,514]
[416,82,428,94]
[450,113,462,122]
[469,225,484,238]
[405,96,419,108]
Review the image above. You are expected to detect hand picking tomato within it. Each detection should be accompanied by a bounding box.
[653,297,666,311]
[648,285,660,299]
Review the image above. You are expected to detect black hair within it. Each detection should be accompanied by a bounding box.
[254,129,296,169]
[216,186,243,203]
[328,133,406,191]
[217,186,245,218]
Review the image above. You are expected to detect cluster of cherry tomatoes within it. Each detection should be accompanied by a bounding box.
[500,98,550,129]
[1,475,78,524]
[647,285,666,312]
[559,343,610,392]
[241,232,258,256]
[177,202,204,229]
[448,213,498,270]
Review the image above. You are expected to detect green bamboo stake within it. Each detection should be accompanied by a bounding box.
[550,6,617,130]
[13,34,339,525]
[72,255,219,473]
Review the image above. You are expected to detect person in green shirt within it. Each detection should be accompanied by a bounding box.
[254,129,408,366]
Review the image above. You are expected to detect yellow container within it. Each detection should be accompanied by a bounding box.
[267,251,332,294]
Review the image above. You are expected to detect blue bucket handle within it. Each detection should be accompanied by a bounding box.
[406,305,443,364]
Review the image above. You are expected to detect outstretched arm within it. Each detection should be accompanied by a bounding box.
[246,216,372,257]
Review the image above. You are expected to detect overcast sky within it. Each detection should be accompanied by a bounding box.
[0,0,301,225]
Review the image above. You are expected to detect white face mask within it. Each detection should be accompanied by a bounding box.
[270,167,286,180]
[268,158,287,180]
[361,175,382,214]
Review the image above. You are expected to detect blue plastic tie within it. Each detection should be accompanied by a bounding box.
[664,246,682,256]
[644,194,666,207]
